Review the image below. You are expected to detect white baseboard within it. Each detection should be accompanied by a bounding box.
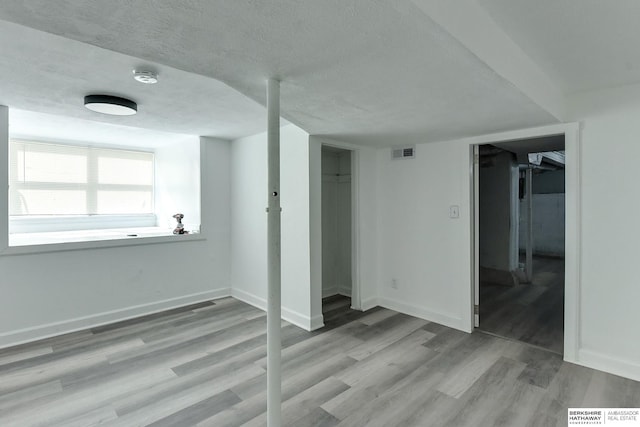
[231,288,315,331]
[282,307,315,332]
[577,348,640,382]
[361,296,379,312]
[376,296,465,332]
[0,288,232,350]
[230,288,266,312]
[309,315,325,331]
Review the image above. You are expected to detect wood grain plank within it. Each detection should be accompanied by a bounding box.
[0,295,637,427]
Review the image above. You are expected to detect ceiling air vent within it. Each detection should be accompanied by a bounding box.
[392,146,415,160]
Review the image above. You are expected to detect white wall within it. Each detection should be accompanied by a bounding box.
[155,138,201,232]
[336,161,352,296]
[376,142,472,331]
[0,107,8,248]
[479,151,519,272]
[566,83,640,380]
[354,145,380,310]
[0,133,232,348]
[373,98,640,381]
[230,124,318,329]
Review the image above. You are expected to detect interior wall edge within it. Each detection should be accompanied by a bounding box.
[0,287,232,350]
[322,288,352,299]
[230,288,319,331]
[360,297,379,312]
[309,315,325,331]
[337,287,352,297]
[322,287,339,298]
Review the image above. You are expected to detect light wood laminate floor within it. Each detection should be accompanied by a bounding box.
[479,256,565,354]
[1,295,638,427]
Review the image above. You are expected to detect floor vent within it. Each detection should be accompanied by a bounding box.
[392,146,415,159]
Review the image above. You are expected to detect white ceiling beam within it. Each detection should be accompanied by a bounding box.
[411,0,566,122]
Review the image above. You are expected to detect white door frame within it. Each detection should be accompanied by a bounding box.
[314,139,362,313]
[348,147,361,310]
[472,144,480,328]
[469,122,580,363]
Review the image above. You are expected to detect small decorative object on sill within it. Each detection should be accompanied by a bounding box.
[172,213,189,235]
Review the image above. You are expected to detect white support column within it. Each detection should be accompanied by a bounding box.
[525,167,533,283]
[0,106,8,252]
[266,78,282,427]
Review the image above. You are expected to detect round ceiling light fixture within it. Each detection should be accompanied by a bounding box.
[84,95,137,116]
[133,69,159,84]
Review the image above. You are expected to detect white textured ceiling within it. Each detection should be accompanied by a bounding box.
[0,1,559,146]
[9,109,197,150]
[0,20,270,142]
[478,0,640,94]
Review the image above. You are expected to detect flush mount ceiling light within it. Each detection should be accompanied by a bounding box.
[84,95,137,116]
[133,69,159,84]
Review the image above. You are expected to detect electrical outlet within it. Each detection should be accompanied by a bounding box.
[391,279,398,289]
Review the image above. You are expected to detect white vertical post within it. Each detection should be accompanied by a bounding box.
[0,106,8,252]
[525,167,533,283]
[266,78,281,427]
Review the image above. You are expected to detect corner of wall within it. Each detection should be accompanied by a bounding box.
[231,288,318,331]
[377,296,469,332]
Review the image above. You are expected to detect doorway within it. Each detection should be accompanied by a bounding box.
[321,146,353,315]
[475,135,566,354]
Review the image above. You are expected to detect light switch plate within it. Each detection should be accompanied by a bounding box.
[449,205,460,219]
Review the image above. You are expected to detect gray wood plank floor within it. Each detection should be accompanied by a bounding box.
[1,295,638,427]
[480,256,565,354]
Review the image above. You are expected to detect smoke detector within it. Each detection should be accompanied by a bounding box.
[133,70,159,84]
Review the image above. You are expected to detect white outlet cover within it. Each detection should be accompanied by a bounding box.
[449,205,460,219]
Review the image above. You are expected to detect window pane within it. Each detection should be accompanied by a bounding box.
[9,140,156,221]
[24,151,87,183]
[98,156,153,185]
[97,191,153,214]
[13,190,86,215]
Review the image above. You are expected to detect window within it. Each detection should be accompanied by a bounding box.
[9,140,156,234]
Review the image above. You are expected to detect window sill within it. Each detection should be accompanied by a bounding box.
[2,227,204,256]
[9,214,158,234]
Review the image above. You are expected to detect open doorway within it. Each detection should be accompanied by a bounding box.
[475,135,566,355]
[321,145,353,316]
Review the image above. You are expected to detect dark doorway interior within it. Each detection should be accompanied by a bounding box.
[480,256,564,354]
[477,136,565,354]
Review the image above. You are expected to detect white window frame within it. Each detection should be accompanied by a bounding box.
[0,108,204,254]
[9,139,156,222]
[6,139,171,248]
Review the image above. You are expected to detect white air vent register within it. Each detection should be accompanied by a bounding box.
[392,146,415,159]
